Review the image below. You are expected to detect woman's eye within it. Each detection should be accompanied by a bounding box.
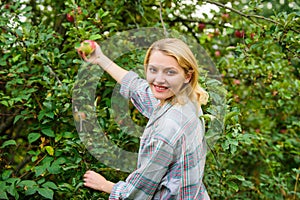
[149,67,157,73]
[166,70,176,75]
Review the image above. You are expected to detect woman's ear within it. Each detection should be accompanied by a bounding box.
[184,71,193,83]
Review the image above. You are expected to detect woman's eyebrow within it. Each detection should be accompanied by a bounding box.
[164,67,177,70]
[148,64,178,69]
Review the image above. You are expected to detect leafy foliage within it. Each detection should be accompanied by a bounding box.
[0,0,299,199]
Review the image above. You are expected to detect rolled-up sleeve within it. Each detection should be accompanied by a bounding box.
[109,138,174,200]
[120,71,158,118]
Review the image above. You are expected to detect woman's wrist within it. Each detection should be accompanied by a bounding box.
[95,54,113,71]
[101,180,115,194]
[92,54,104,66]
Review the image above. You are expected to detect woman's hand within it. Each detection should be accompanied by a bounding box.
[83,170,114,193]
[77,40,129,83]
[77,42,104,65]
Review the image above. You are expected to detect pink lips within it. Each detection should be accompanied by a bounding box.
[153,84,169,93]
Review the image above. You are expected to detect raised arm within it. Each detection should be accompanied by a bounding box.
[78,42,128,83]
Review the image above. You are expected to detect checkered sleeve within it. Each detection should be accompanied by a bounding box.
[109,138,174,200]
[120,71,158,118]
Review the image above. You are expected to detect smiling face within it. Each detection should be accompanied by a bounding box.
[146,50,191,103]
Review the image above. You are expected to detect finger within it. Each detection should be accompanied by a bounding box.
[83,171,91,178]
[77,49,82,57]
[82,52,87,60]
[84,170,94,176]
[77,49,88,61]
[83,181,90,187]
[78,50,85,60]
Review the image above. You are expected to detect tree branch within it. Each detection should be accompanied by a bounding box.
[204,0,300,34]
[159,0,169,37]
[0,108,21,134]
[166,17,234,29]
[45,65,63,85]
[205,0,278,24]
[294,167,300,200]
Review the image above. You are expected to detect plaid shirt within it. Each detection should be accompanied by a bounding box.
[109,71,210,200]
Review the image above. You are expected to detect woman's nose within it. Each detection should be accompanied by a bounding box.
[154,72,166,84]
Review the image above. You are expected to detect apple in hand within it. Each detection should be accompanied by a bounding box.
[76,40,96,58]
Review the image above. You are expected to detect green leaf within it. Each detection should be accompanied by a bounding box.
[0,100,9,107]
[62,132,74,138]
[224,111,239,123]
[0,181,7,192]
[292,168,300,174]
[47,162,61,175]
[89,34,102,40]
[6,178,20,184]
[25,188,37,196]
[12,54,21,62]
[18,180,37,188]
[2,170,12,180]
[98,9,109,18]
[59,183,74,191]
[28,133,41,144]
[39,110,55,121]
[37,178,46,185]
[41,128,55,137]
[18,180,39,195]
[230,145,237,154]
[228,175,245,181]
[45,146,54,156]
[45,112,54,119]
[227,181,239,192]
[0,190,8,200]
[42,181,57,189]
[21,6,32,12]
[37,188,54,199]
[7,183,19,200]
[0,181,8,199]
[34,164,49,177]
[13,115,23,124]
[1,140,17,148]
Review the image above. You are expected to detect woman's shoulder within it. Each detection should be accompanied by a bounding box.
[169,100,200,120]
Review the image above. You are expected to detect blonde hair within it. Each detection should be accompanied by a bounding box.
[144,38,209,107]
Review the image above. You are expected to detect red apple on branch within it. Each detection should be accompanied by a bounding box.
[66,13,74,22]
[215,50,221,57]
[66,7,82,23]
[5,4,10,9]
[235,30,245,38]
[221,13,229,21]
[198,23,206,31]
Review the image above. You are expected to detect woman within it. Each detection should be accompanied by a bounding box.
[80,38,210,199]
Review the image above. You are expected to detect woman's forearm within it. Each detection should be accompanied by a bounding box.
[96,55,129,84]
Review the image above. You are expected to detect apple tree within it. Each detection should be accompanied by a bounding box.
[0,0,299,199]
